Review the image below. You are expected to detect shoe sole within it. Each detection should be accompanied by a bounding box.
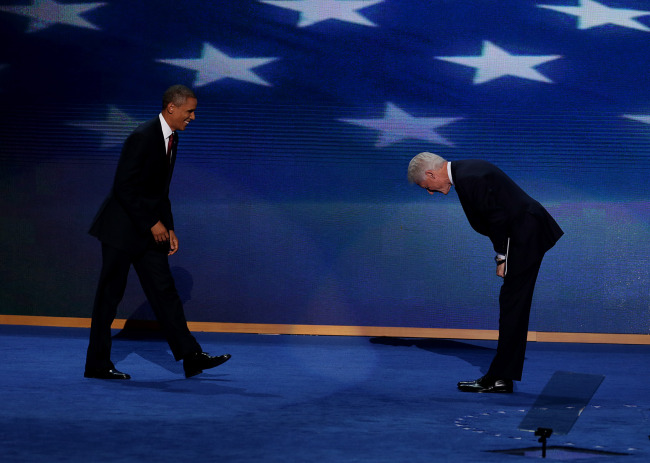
[184,355,231,378]
[457,387,512,393]
[83,373,130,380]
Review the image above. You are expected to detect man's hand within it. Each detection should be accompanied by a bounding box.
[496,262,506,278]
[151,221,169,244]
[168,230,179,256]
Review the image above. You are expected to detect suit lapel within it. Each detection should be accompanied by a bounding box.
[168,132,178,180]
[154,117,177,181]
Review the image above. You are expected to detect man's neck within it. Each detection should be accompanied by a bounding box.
[445,161,454,185]
[159,113,173,137]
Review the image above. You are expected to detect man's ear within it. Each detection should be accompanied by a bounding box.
[165,103,175,114]
[424,169,435,179]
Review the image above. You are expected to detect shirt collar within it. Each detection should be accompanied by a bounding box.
[159,113,173,139]
[447,161,454,185]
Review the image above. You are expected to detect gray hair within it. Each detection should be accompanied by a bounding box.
[407,152,447,184]
[162,84,196,109]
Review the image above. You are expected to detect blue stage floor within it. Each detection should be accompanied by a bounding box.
[0,325,648,462]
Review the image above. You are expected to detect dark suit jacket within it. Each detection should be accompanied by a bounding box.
[89,116,178,254]
[451,160,563,275]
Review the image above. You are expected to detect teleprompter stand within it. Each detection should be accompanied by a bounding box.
[518,371,604,458]
[534,427,553,458]
[489,371,634,459]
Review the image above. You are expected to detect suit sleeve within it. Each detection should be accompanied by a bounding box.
[112,131,161,234]
[468,176,510,255]
[161,196,174,231]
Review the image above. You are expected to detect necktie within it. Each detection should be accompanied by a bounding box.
[166,132,174,163]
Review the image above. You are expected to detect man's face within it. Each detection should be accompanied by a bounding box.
[166,97,197,131]
[416,169,451,195]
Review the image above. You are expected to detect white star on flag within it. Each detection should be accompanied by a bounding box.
[0,0,106,33]
[622,114,650,125]
[69,105,143,150]
[157,43,279,88]
[339,103,462,148]
[538,0,650,32]
[436,41,562,84]
[259,0,383,27]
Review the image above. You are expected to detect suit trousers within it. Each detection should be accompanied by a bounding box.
[85,243,201,370]
[487,257,543,381]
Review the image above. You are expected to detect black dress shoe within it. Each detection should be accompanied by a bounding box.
[457,375,513,393]
[84,368,131,380]
[183,352,231,378]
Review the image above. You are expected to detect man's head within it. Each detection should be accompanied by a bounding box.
[162,84,197,132]
[407,152,452,195]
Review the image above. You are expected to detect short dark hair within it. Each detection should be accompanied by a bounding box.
[162,85,196,109]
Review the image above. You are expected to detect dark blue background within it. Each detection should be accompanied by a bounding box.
[1,0,649,334]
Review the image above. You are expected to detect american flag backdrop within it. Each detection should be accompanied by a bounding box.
[1,0,649,334]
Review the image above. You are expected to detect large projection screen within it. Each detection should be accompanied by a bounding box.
[1,1,649,335]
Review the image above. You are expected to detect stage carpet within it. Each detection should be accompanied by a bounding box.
[1,325,648,462]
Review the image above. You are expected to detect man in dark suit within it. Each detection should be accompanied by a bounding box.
[85,85,231,380]
[407,152,563,393]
